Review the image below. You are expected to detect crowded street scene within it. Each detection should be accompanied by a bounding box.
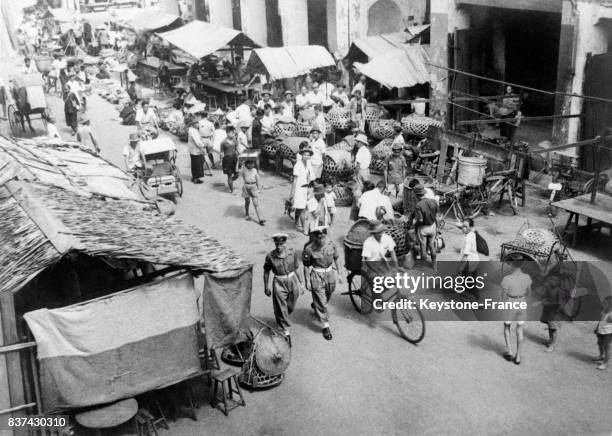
[0,0,611,435]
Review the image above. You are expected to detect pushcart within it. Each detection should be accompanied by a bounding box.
[7,74,48,135]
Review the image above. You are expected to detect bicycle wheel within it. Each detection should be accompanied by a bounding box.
[454,187,485,221]
[392,302,425,344]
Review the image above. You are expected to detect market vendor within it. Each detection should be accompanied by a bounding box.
[122,133,143,172]
[309,126,326,181]
[264,233,305,347]
[281,90,295,119]
[307,82,324,107]
[157,60,171,93]
[257,90,275,110]
[331,84,350,108]
[384,142,408,198]
[291,144,315,232]
[21,57,38,75]
[296,86,310,111]
[354,133,371,183]
[362,220,398,267]
[135,99,159,137]
[261,104,276,138]
[303,225,343,341]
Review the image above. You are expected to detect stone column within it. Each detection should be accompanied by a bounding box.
[279,0,309,46]
[240,0,268,46]
[208,0,234,27]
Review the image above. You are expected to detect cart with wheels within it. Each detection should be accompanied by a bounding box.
[7,74,48,136]
[139,137,183,201]
[342,219,426,343]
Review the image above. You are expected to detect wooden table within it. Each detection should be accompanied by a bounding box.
[552,193,612,247]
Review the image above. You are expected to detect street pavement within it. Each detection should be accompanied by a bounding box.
[4,82,612,435]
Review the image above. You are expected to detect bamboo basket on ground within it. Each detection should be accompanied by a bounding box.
[365,103,383,122]
[401,115,443,138]
[369,119,395,139]
[323,149,354,181]
[274,122,296,137]
[326,107,351,129]
[372,138,394,161]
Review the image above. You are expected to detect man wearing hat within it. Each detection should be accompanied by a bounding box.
[291,143,315,232]
[198,111,216,170]
[264,233,305,346]
[354,133,371,183]
[384,140,408,198]
[309,125,326,181]
[413,184,439,267]
[76,116,100,154]
[257,90,276,110]
[362,221,398,266]
[188,113,208,183]
[281,90,295,119]
[122,133,143,172]
[303,225,343,340]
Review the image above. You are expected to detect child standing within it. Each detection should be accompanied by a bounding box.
[241,159,265,226]
[594,296,612,370]
[323,183,337,225]
[220,125,239,193]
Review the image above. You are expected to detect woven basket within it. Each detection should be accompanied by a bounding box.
[326,107,351,129]
[401,115,443,138]
[369,158,385,175]
[328,139,354,153]
[323,149,354,180]
[369,119,395,140]
[372,138,394,160]
[365,104,383,122]
[385,218,410,256]
[274,122,297,137]
[278,137,304,161]
[294,121,312,137]
[332,184,353,207]
[261,141,280,158]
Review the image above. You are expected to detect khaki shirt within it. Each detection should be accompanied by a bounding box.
[264,248,299,276]
[303,239,338,269]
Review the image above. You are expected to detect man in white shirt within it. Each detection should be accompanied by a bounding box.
[135,99,159,137]
[351,75,366,98]
[331,84,350,108]
[319,81,335,107]
[292,145,315,232]
[257,91,275,110]
[261,104,275,137]
[122,133,143,172]
[354,133,371,183]
[281,90,295,119]
[312,104,326,137]
[295,86,309,111]
[309,127,326,180]
[198,111,216,170]
[307,82,324,107]
[362,221,398,267]
[358,181,393,221]
[235,97,253,123]
[21,57,38,75]
[237,122,250,154]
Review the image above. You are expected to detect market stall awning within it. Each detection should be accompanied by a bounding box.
[124,9,182,33]
[247,45,335,81]
[156,20,259,60]
[354,47,430,89]
[81,8,142,28]
[45,8,75,23]
[347,32,408,61]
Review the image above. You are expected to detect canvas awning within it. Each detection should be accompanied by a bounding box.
[354,47,430,89]
[124,9,182,33]
[156,20,259,60]
[247,45,335,81]
[46,8,75,23]
[347,32,408,61]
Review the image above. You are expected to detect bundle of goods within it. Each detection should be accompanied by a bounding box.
[326,107,351,129]
[294,121,312,137]
[322,149,354,181]
[369,119,395,140]
[274,122,297,137]
[365,103,383,122]
[277,137,304,162]
[332,183,354,207]
[401,114,443,138]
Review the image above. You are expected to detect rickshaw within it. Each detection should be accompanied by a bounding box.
[342,219,426,344]
[138,137,183,200]
[7,74,48,136]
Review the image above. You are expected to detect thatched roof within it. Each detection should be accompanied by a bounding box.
[0,136,251,294]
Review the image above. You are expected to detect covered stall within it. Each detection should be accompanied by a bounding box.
[156,20,260,108]
[0,137,252,422]
[122,9,182,34]
[42,7,76,33]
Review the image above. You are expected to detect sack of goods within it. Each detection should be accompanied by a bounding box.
[369,119,395,140]
[401,114,443,138]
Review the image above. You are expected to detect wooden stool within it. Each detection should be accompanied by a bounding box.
[210,367,245,416]
[135,409,158,436]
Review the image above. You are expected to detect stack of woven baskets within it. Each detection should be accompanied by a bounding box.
[401,114,443,138]
[326,107,352,130]
[369,138,394,175]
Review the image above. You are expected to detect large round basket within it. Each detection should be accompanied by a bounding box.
[239,326,289,390]
[294,121,312,137]
[401,115,443,138]
[261,140,280,158]
[385,218,410,256]
[278,137,305,161]
[274,122,296,137]
[369,119,395,140]
[365,103,383,122]
[372,138,394,160]
[332,184,353,207]
[323,149,354,180]
[326,107,351,129]
[34,56,54,74]
[344,219,371,273]
[457,156,487,186]
[369,158,385,175]
[327,139,354,153]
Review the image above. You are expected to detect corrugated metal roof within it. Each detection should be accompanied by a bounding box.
[247,45,336,81]
[354,47,431,89]
[156,20,259,60]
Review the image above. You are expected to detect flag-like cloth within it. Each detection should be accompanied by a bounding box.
[24,274,201,413]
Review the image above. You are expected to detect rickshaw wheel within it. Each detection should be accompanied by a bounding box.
[348,272,371,314]
[8,105,20,135]
[392,304,425,344]
[454,187,486,221]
